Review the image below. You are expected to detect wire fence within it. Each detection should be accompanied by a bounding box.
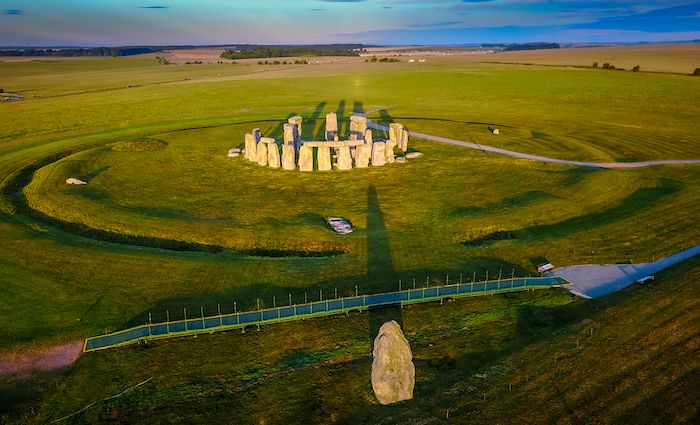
[83,275,570,352]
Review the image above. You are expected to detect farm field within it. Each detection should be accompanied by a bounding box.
[0,47,699,423]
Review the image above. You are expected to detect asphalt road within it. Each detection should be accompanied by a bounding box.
[367,121,700,169]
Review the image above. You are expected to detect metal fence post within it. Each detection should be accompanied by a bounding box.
[184,308,187,331]
[166,310,170,334]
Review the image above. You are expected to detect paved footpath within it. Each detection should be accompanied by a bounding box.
[367,121,700,169]
[551,244,700,298]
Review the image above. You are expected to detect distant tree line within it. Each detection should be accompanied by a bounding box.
[502,43,560,51]
[221,46,361,60]
[0,47,160,57]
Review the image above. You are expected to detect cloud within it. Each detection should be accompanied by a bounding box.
[3,9,26,15]
[410,21,463,28]
[139,5,169,9]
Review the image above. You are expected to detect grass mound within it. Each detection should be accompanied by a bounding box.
[111,138,167,152]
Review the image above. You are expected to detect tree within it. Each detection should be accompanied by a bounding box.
[592,62,598,68]
[693,68,700,76]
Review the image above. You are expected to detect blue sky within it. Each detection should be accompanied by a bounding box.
[1,1,699,46]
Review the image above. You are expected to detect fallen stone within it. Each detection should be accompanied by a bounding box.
[372,321,415,405]
[395,157,406,163]
[405,152,423,159]
[65,177,87,185]
[327,217,353,235]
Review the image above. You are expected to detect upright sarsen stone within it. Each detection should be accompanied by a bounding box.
[281,144,296,170]
[371,142,386,166]
[349,115,367,140]
[371,321,415,405]
[317,145,332,171]
[354,144,371,168]
[257,139,269,166]
[325,112,338,141]
[287,116,303,140]
[336,146,352,170]
[363,129,373,145]
[283,124,297,146]
[244,133,257,161]
[267,142,281,169]
[385,139,396,163]
[298,145,313,172]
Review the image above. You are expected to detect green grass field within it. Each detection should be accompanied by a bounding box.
[0,52,698,423]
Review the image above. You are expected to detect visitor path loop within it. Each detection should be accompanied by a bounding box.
[551,244,700,299]
[367,121,700,169]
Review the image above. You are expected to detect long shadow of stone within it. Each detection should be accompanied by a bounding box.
[353,101,364,114]
[304,101,326,141]
[267,112,297,140]
[80,165,110,183]
[336,100,346,137]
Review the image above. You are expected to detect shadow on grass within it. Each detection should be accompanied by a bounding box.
[451,190,559,217]
[463,178,681,247]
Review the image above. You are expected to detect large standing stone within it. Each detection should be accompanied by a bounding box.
[283,124,298,146]
[317,146,332,171]
[256,140,268,166]
[298,145,313,172]
[349,115,368,140]
[363,129,373,145]
[354,144,371,168]
[399,130,409,152]
[385,139,396,164]
[371,321,415,405]
[371,142,386,166]
[389,123,403,144]
[287,116,303,140]
[267,142,281,169]
[281,145,296,170]
[325,113,338,141]
[336,146,352,170]
[244,133,257,161]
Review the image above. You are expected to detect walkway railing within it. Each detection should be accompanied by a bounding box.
[83,276,570,352]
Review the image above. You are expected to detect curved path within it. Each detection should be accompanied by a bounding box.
[550,244,700,299]
[367,120,700,169]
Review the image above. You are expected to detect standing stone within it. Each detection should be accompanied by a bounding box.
[336,146,352,170]
[281,145,296,170]
[399,130,409,152]
[385,139,396,164]
[283,124,298,146]
[252,128,262,143]
[354,144,371,168]
[267,142,281,169]
[363,129,373,145]
[389,123,403,144]
[325,112,338,141]
[256,140,269,166]
[349,115,368,140]
[371,321,415,405]
[244,133,257,161]
[298,145,313,172]
[371,142,386,166]
[317,146,332,171]
[287,116,303,140]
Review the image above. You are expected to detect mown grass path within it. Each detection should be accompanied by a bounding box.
[368,120,700,168]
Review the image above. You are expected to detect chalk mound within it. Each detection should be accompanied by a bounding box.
[65,177,87,185]
[372,320,415,405]
[111,138,167,152]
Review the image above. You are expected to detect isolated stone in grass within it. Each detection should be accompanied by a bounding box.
[228,148,241,157]
[372,321,415,405]
[405,151,423,159]
[492,128,500,135]
[395,157,406,163]
[65,177,87,185]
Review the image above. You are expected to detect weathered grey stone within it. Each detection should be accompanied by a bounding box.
[282,145,296,170]
[267,143,281,169]
[363,129,373,145]
[399,130,409,152]
[298,145,313,172]
[244,133,257,161]
[371,321,415,405]
[287,116,303,140]
[355,144,371,168]
[336,146,352,170]
[257,140,269,166]
[385,139,396,164]
[283,124,298,146]
[317,146,332,171]
[65,177,87,185]
[349,115,368,140]
[325,112,338,141]
[371,142,386,166]
[405,151,423,159]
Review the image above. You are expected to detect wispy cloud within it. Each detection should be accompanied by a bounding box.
[139,5,169,9]
[3,9,26,15]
